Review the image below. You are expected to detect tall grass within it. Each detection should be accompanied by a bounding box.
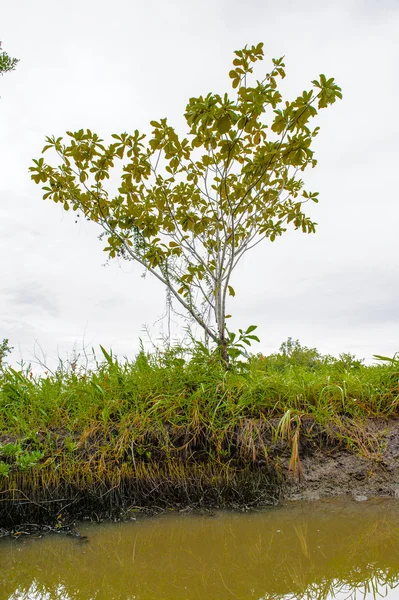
[0,339,398,521]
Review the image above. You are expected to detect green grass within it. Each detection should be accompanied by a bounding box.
[0,339,398,521]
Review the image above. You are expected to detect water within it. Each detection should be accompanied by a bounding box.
[1,498,399,600]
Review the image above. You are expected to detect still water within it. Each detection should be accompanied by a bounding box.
[1,498,399,600]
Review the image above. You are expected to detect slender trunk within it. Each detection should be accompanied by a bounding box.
[213,296,230,368]
[215,284,229,368]
[218,334,230,368]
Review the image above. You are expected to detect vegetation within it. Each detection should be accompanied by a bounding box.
[0,41,18,76]
[0,339,398,523]
[0,338,12,373]
[30,43,341,364]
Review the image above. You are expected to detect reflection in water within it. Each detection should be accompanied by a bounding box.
[1,498,399,600]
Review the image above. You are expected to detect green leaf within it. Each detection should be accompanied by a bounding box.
[91,382,105,396]
[217,116,231,134]
[373,354,398,364]
[99,345,113,366]
[246,325,258,333]
[247,335,260,342]
[271,113,286,134]
[0,462,11,477]
[228,285,235,297]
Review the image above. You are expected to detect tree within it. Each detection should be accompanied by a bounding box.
[30,43,342,366]
[0,41,18,76]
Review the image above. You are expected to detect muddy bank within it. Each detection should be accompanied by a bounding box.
[283,418,399,501]
[1,418,399,530]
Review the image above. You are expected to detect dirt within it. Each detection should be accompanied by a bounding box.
[283,418,399,502]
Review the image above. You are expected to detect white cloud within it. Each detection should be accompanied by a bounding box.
[1,0,398,369]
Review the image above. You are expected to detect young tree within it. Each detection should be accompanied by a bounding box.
[30,43,342,365]
[0,41,18,76]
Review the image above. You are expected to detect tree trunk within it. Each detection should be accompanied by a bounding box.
[218,335,230,369]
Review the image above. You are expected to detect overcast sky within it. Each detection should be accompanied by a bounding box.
[1,0,398,370]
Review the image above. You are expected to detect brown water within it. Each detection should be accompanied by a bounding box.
[1,498,399,600]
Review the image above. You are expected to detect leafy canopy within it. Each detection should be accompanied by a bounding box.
[30,43,342,359]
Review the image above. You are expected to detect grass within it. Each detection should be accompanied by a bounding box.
[0,338,398,523]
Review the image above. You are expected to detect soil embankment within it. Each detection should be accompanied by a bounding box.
[283,418,399,501]
[1,418,399,531]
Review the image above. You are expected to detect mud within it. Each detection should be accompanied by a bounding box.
[283,418,399,502]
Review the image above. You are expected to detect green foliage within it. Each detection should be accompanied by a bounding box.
[0,42,18,76]
[0,442,20,457]
[0,441,44,474]
[278,337,323,369]
[261,338,365,372]
[0,340,395,433]
[15,450,44,471]
[30,43,342,364]
[0,462,11,477]
[64,437,78,453]
[226,325,260,362]
[0,338,13,372]
[373,353,399,368]
[335,352,365,370]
